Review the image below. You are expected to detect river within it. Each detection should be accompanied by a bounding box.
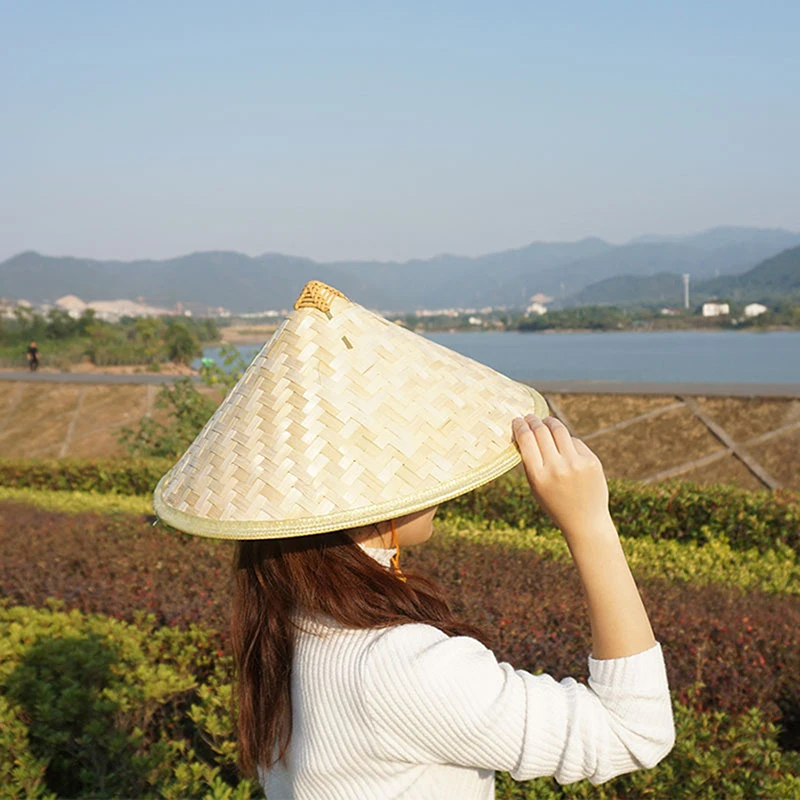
[200,330,800,384]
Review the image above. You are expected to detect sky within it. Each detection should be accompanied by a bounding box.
[1,0,799,263]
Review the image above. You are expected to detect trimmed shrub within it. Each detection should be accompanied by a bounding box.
[496,700,800,798]
[0,503,234,635]
[3,487,797,596]
[0,695,55,799]
[1,502,799,751]
[0,486,153,516]
[2,604,799,799]
[0,603,257,799]
[0,458,172,496]
[442,517,800,596]
[1,459,796,552]
[444,468,800,553]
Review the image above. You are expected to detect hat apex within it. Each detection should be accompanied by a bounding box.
[293,280,347,312]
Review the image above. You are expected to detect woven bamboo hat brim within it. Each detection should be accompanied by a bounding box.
[153,281,549,539]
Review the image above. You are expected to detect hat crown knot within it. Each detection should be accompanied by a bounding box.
[294,281,349,313]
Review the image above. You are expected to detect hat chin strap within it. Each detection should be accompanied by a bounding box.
[389,519,407,583]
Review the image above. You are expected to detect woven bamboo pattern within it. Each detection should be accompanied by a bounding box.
[154,283,548,538]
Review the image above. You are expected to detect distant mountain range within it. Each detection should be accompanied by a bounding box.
[2,226,799,312]
[568,243,800,307]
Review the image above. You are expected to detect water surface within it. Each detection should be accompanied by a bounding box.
[200,330,800,384]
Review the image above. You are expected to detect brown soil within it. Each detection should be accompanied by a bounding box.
[220,324,279,346]
[586,405,724,480]
[748,428,800,491]
[1,382,798,491]
[68,386,151,458]
[695,397,800,443]
[546,393,678,436]
[0,384,83,458]
[677,452,767,491]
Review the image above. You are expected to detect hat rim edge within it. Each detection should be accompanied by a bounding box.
[153,446,523,540]
[152,386,549,540]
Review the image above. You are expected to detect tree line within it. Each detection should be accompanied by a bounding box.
[0,307,221,369]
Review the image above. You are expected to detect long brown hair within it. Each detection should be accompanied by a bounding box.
[231,528,488,777]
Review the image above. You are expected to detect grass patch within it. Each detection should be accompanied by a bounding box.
[0,487,153,516]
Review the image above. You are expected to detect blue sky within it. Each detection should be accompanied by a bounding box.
[2,1,798,262]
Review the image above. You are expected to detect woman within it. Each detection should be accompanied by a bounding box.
[154,281,674,798]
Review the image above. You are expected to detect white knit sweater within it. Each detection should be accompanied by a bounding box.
[259,547,674,799]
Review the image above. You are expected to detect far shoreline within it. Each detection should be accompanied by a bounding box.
[218,324,798,345]
[2,327,795,376]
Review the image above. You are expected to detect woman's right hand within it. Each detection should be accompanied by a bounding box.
[513,414,657,660]
[512,415,611,542]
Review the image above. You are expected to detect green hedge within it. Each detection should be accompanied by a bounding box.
[0,603,257,799]
[496,702,800,799]
[436,517,800,596]
[0,458,173,496]
[445,468,800,554]
[1,604,798,799]
[1,458,798,553]
[2,487,796,596]
[0,486,154,516]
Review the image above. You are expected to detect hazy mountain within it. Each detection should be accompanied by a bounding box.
[566,244,800,307]
[699,244,800,299]
[541,237,799,302]
[2,227,799,312]
[566,273,685,307]
[313,237,613,309]
[1,250,340,312]
[0,240,615,311]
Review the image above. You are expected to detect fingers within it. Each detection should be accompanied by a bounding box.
[543,416,577,457]
[528,414,561,464]
[513,415,576,473]
[512,416,544,471]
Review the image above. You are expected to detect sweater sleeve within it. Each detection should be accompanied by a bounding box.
[360,624,674,785]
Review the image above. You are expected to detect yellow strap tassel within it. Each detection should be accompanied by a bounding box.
[390,519,407,582]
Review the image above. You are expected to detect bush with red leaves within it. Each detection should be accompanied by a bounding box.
[1,501,798,751]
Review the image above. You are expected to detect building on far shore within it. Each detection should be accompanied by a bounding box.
[702,302,730,317]
[526,301,548,316]
[0,298,32,319]
[526,292,551,316]
[55,295,173,323]
[53,294,193,323]
[744,302,769,318]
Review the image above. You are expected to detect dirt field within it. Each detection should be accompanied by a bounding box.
[220,324,281,346]
[0,382,797,491]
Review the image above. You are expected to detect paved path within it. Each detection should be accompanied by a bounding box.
[526,379,800,398]
[3,371,798,397]
[0,371,196,386]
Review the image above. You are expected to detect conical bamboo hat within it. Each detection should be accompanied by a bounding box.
[153,281,548,538]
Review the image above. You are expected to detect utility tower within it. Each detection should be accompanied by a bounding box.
[682,274,690,310]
